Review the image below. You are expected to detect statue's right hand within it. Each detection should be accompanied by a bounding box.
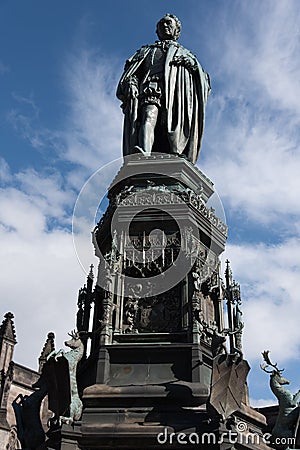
[130,84,139,98]
[125,75,139,98]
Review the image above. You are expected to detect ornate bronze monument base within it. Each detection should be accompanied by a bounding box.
[44,155,270,449]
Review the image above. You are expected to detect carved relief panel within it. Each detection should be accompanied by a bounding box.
[123,284,181,334]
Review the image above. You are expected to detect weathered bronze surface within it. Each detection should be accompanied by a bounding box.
[207,355,250,420]
[117,14,210,163]
[17,14,273,449]
[47,330,84,425]
[261,351,300,447]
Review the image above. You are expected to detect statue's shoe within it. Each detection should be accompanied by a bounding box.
[133,146,151,156]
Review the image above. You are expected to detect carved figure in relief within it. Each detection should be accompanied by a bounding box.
[123,283,143,333]
[200,321,230,357]
[192,268,202,292]
[124,298,139,332]
[230,298,244,356]
[117,14,210,163]
[193,304,206,337]
[208,323,228,357]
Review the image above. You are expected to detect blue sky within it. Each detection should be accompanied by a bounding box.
[1,0,300,406]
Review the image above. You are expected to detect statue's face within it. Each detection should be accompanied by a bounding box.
[157,16,178,40]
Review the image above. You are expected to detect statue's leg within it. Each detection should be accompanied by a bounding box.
[138,104,159,156]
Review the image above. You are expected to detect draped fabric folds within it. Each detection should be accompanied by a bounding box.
[117,42,210,164]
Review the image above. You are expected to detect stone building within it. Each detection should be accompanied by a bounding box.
[0,312,53,449]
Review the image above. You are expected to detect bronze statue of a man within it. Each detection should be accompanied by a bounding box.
[117,14,210,164]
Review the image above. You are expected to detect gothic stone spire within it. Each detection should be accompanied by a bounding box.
[0,312,17,373]
[38,332,55,372]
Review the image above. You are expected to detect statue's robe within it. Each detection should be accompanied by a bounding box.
[117,41,211,164]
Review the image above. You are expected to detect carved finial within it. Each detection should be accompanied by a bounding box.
[4,312,14,320]
[88,264,94,280]
[38,332,55,372]
[47,332,55,341]
[225,259,232,280]
[0,311,17,343]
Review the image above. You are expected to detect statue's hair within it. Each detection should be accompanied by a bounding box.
[156,13,181,40]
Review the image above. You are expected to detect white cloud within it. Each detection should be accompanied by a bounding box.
[0,187,46,238]
[7,106,62,151]
[15,168,75,225]
[194,0,300,228]
[1,49,126,369]
[0,163,97,369]
[7,48,124,184]
[0,158,11,183]
[199,1,300,393]
[62,49,123,170]
[204,0,300,117]
[223,239,300,363]
[202,118,300,226]
[249,1,300,117]
[7,94,48,149]
[0,221,88,370]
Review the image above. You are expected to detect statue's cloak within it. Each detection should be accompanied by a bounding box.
[117,42,210,164]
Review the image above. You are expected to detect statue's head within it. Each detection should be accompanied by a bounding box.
[156,14,181,41]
